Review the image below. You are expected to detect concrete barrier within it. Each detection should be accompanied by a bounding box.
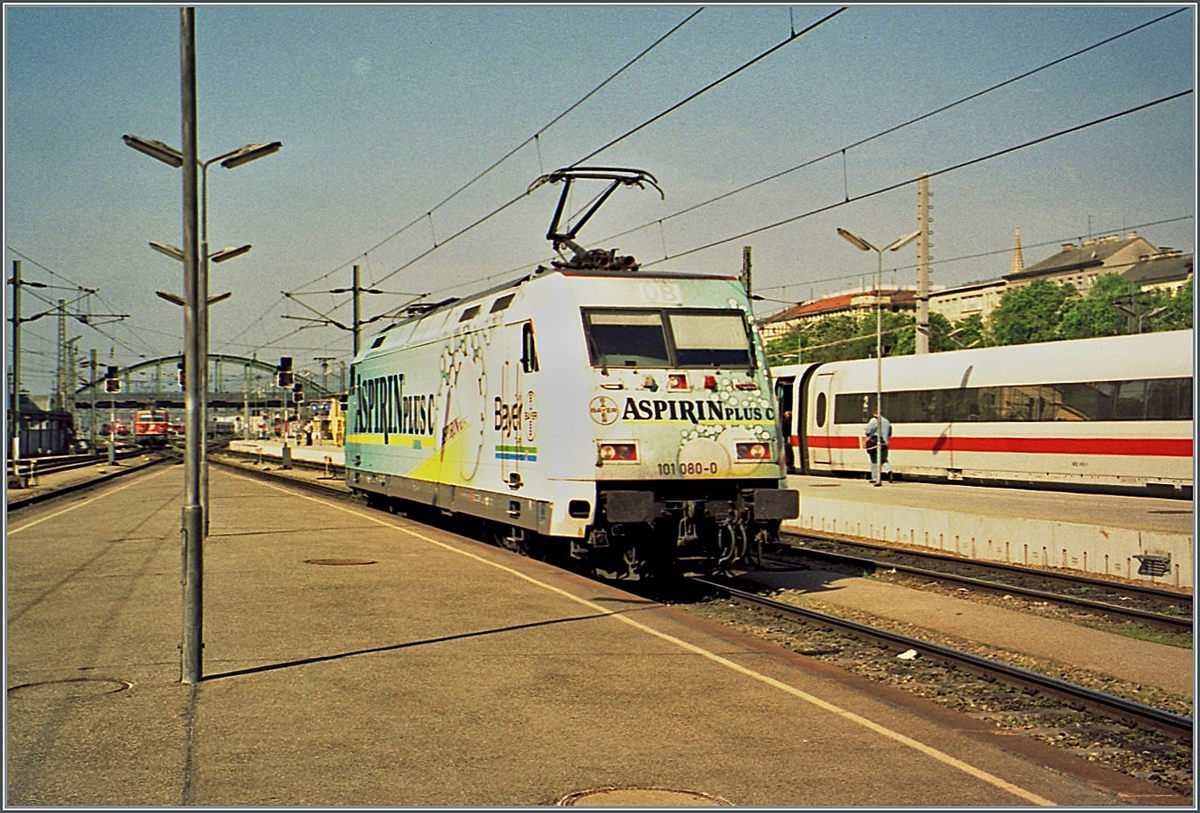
[784,482,1193,591]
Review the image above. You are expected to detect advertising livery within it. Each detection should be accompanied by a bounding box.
[346,168,797,577]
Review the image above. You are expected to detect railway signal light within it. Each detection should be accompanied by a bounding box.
[292,383,304,404]
[277,356,293,388]
[177,359,186,390]
[104,365,121,393]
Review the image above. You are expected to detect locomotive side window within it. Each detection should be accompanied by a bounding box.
[521,322,539,373]
[667,312,752,367]
[815,392,827,428]
[582,310,670,367]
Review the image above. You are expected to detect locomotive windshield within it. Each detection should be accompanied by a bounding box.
[582,308,753,369]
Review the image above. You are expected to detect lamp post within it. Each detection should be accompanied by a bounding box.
[837,227,920,484]
[1113,298,1168,334]
[125,137,279,474]
[123,26,280,683]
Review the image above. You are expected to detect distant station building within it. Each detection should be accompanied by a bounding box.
[12,393,76,456]
[758,288,915,341]
[762,230,1192,337]
[1122,249,1193,296]
[1002,231,1161,294]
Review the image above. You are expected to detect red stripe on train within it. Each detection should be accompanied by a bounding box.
[799,435,1193,457]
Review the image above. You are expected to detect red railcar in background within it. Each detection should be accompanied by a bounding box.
[133,409,171,448]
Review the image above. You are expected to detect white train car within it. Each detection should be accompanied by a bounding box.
[346,169,797,577]
[773,329,1193,497]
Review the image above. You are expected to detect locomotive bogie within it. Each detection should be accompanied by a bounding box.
[346,268,798,576]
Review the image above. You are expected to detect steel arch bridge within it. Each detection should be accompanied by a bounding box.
[73,354,343,410]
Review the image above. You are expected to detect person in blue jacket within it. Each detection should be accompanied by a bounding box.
[863,410,892,485]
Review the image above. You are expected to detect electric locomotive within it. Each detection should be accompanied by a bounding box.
[345,168,798,577]
[133,409,171,448]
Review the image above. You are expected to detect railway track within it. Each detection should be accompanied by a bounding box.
[7,451,171,510]
[773,533,1192,635]
[694,576,1193,743]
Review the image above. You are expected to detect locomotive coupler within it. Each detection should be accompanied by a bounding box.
[676,517,698,547]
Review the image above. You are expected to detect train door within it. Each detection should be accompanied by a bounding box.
[810,372,836,468]
[496,320,539,489]
[773,376,796,472]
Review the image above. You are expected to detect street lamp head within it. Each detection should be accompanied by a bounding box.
[837,227,875,253]
[886,230,922,252]
[123,134,184,168]
[210,244,252,263]
[149,241,185,261]
[220,141,282,169]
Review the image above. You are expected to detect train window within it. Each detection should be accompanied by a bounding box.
[834,393,870,424]
[459,305,481,322]
[1114,380,1147,419]
[582,309,670,368]
[667,312,752,368]
[1145,378,1193,420]
[521,322,539,373]
[815,392,827,427]
[832,376,1193,425]
[490,294,515,313]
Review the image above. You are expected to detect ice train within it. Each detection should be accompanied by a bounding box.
[345,168,798,577]
[772,329,1193,497]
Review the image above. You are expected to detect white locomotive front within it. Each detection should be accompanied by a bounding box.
[346,168,798,577]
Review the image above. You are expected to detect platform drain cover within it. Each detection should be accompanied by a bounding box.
[304,558,377,566]
[8,677,132,699]
[557,787,731,806]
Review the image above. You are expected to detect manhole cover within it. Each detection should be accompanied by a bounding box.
[557,787,731,806]
[304,558,378,566]
[8,677,132,699]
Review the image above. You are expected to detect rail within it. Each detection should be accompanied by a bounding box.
[693,577,1194,744]
[778,533,1192,629]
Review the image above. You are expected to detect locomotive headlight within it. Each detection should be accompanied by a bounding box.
[736,442,770,461]
[668,373,689,391]
[598,442,638,462]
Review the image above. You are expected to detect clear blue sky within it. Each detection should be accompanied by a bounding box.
[5,4,1194,394]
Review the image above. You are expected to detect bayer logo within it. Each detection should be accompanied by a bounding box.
[589,396,619,425]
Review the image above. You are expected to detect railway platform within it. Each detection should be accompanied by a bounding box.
[5,452,159,507]
[7,463,1185,806]
[785,473,1195,591]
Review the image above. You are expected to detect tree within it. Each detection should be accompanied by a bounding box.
[932,312,984,352]
[802,314,865,362]
[1152,278,1193,332]
[986,278,1078,346]
[1058,273,1131,339]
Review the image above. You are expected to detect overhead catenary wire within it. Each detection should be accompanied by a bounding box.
[234,8,707,360]
[6,246,158,363]
[249,7,835,352]
[396,7,1190,306]
[215,9,1189,368]
[596,7,1188,247]
[752,213,1196,301]
[284,7,705,297]
[642,90,1193,267]
[364,8,845,293]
